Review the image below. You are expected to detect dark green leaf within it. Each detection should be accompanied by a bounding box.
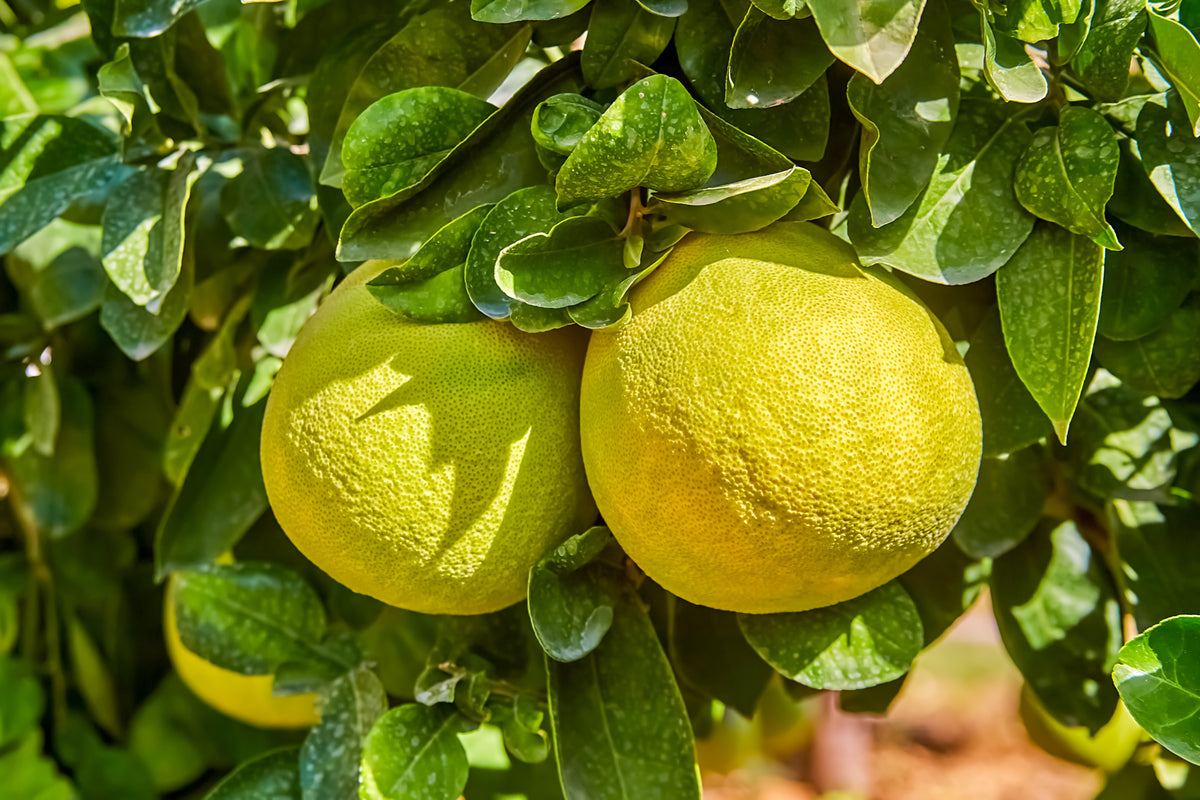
[99,247,194,361]
[897,542,989,645]
[738,582,924,690]
[112,0,210,37]
[1072,0,1146,101]
[1106,134,1192,237]
[1148,9,1200,136]
[668,597,773,717]
[1014,107,1121,250]
[582,0,675,89]
[221,148,318,251]
[472,0,590,23]
[951,445,1052,559]
[806,0,926,83]
[68,619,121,738]
[1135,92,1200,238]
[1094,298,1200,399]
[528,526,621,662]
[1110,501,1200,632]
[726,8,832,108]
[1114,615,1200,765]
[0,656,44,749]
[548,588,700,800]
[496,215,628,308]
[360,704,472,800]
[300,668,388,800]
[532,94,605,155]
[849,98,1035,284]
[207,748,302,800]
[996,224,1104,444]
[981,15,1048,102]
[6,219,105,329]
[1098,223,1198,341]
[848,0,959,227]
[171,562,326,675]
[991,519,1122,732]
[342,88,496,208]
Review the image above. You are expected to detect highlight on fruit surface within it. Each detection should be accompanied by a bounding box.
[260,261,596,616]
[579,222,983,614]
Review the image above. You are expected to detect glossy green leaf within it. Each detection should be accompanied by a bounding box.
[981,15,1048,103]
[1114,616,1200,765]
[0,656,44,749]
[1056,0,1095,62]
[99,243,193,361]
[1098,223,1198,341]
[301,668,388,800]
[1094,299,1200,399]
[849,98,1034,284]
[528,526,621,663]
[1014,107,1121,250]
[101,154,198,309]
[750,0,807,18]
[996,224,1104,445]
[207,748,302,800]
[221,148,317,251]
[992,519,1122,733]
[1107,135,1193,237]
[548,588,701,800]
[897,542,989,646]
[0,115,125,255]
[668,597,773,717]
[726,8,832,108]
[1110,501,1200,632]
[1072,0,1146,101]
[111,0,209,37]
[806,0,927,83]
[1148,9,1200,136]
[993,0,1079,42]
[6,219,105,329]
[738,582,923,690]
[96,43,154,136]
[361,704,472,800]
[676,0,829,161]
[319,4,529,187]
[582,0,675,89]
[171,562,326,675]
[496,216,627,308]
[848,0,959,227]
[1135,92,1200,238]
[952,446,1052,559]
[556,74,716,208]
[342,89,495,209]
[532,94,605,155]
[472,0,590,23]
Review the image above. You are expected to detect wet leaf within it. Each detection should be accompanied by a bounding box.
[1072,0,1146,101]
[472,0,590,23]
[1094,299,1200,399]
[582,0,675,89]
[1098,223,1198,341]
[301,668,388,800]
[726,8,832,108]
[496,216,628,308]
[528,526,621,662]
[532,94,605,155]
[806,0,927,83]
[360,704,472,800]
[1148,8,1200,136]
[1135,92,1200,237]
[952,446,1052,559]
[207,748,302,800]
[99,248,194,362]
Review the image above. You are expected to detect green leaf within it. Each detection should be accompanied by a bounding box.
[68,619,121,739]
[532,94,605,155]
[208,748,302,800]
[581,0,675,89]
[171,562,326,675]
[849,98,1034,284]
[0,733,75,800]
[465,186,587,319]
[991,519,1122,733]
[1014,107,1121,250]
[301,668,388,800]
[342,88,496,209]
[996,224,1104,445]
[1098,223,1198,341]
[993,0,1080,42]
[495,216,628,308]
[1148,8,1200,137]
[1056,0,1095,62]
[0,53,37,118]
[667,597,773,717]
[897,542,989,645]
[738,582,924,690]
[1114,616,1200,765]
[556,74,717,208]
[1094,299,1200,399]
[97,43,153,136]
[99,247,194,362]
[750,0,807,18]
[1107,135,1193,237]
[1135,92,1200,238]
[1072,0,1146,101]
[319,4,529,187]
[1110,501,1200,632]
[527,526,621,663]
[221,148,318,251]
[676,0,829,161]
[6,218,105,329]
[360,704,472,800]
[111,0,210,37]
[472,0,590,23]
[848,0,959,227]
[547,586,700,800]
[0,115,125,255]
[726,7,832,108]
[951,446,1052,559]
[806,0,927,83]
[981,15,1048,103]
[0,656,44,750]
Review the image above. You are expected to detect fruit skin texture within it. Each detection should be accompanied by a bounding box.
[580,222,982,614]
[261,261,595,615]
[164,578,319,729]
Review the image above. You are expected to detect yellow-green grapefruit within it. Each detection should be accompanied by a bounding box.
[261,261,595,615]
[580,222,982,614]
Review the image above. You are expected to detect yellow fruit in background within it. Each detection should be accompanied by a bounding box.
[164,578,319,729]
[580,222,981,614]
[260,261,595,615]
[1019,684,1142,772]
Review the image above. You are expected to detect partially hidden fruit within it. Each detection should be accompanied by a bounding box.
[261,261,595,615]
[164,577,319,729]
[580,222,982,614]
[1019,683,1142,772]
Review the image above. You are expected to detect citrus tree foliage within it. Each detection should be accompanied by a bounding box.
[1,0,1200,798]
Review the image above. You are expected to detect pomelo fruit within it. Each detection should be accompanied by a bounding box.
[580,222,981,614]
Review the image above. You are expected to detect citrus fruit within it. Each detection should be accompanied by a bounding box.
[580,222,981,614]
[260,261,595,615]
[163,577,319,729]
[1019,683,1142,772]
